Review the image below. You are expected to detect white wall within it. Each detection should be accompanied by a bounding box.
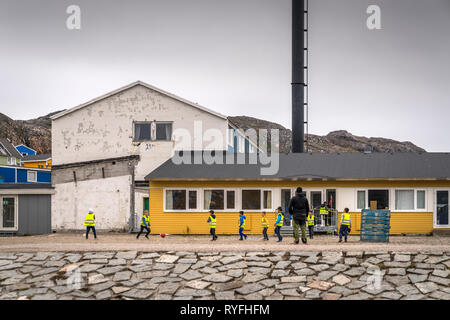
[52,84,228,180]
[52,175,131,230]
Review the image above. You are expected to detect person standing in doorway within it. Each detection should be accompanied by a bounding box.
[307,211,315,239]
[136,210,151,239]
[288,187,310,245]
[207,210,218,241]
[239,211,247,240]
[274,207,284,242]
[84,208,97,240]
[318,201,330,227]
[261,212,269,241]
[339,208,352,243]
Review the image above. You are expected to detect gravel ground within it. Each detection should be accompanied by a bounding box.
[0,233,449,252]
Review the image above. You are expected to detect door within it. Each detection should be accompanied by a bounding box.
[1,196,17,230]
[281,189,293,226]
[310,191,322,213]
[436,191,449,227]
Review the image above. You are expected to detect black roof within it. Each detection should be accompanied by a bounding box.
[145,152,450,181]
[22,154,52,162]
[0,183,53,190]
[0,138,22,159]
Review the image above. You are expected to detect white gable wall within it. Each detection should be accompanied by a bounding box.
[52,84,228,180]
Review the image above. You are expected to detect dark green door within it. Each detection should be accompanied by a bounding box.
[144,197,149,212]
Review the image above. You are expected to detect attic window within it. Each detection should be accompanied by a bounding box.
[134,123,151,141]
[133,121,172,142]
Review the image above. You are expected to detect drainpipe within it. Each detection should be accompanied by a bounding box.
[129,162,136,233]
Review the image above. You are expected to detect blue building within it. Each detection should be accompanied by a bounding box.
[0,165,51,184]
[15,144,37,157]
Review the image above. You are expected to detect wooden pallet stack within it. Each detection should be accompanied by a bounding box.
[360,209,391,242]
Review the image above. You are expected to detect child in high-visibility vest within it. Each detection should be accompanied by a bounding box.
[307,211,315,239]
[274,207,284,242]
[83,208,97,240]
[136,210,151,239]
[239,211,247,240]
[261,212,269,241]
[207,210,218,241]
[339,208,352,243]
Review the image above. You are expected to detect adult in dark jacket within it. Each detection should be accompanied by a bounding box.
[288,187,311,244]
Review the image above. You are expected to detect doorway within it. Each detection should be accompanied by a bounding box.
[1,196,17,230]
[436,190,449,228]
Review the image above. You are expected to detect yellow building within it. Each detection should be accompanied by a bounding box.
[22,154,52,169]
[145,152,450,236]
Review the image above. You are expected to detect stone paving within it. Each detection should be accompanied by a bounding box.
[0,250,449,300]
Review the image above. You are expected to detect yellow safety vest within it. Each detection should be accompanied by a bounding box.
[320,206,329,215]
[262,217,269,228]
[83,213,95,227]
[239,217,246,228]
[141,215,150,227]
[307,215,315,226]
[276,213,284,227]
[209,216,217,229]
[341,213,351,226]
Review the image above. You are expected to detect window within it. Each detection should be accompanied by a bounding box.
[204,190,224,210]
[242,190,261,210]
[394,189,426,211]
[134,122,151,141]
[263,190,272,209]
[1,197,16,229]
[368,190,389,209]
[27,171,37,183]
[395,190,414,210]
[416,190,426,209]
[357,191,366,210]
[189,191,197,210]
[165,190,186,210]
[226,191,235,209]
[326,189,336,209]
[155,123,172,141]
[7,157,16,166]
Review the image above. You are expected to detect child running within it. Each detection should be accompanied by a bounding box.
[261,211,269,241]
[274,206,284,242]
[239,211,247,240]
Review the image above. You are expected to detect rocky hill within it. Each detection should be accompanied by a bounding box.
[0,112,425,155]
[228,116,426,153]
[0,111,64,154]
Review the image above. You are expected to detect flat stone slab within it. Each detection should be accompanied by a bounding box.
[332,274,351,286]
[156,255,179,264]
[202,273,233,283]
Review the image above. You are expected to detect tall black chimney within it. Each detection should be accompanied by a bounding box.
[292,0,305,153]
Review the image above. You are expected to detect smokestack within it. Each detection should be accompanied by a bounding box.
[292,0,305,153]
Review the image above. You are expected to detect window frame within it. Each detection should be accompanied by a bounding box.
[240,188,274,212]
[133,121,152,142]
[27,170,37,183]
[394,188,427,212]
[355,188,427,212]
[154,122,173,142]
[163,188,199,212]
[202,188,237,212]
[0,195,19,231]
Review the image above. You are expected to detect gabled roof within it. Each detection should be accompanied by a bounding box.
[50,81,227,121]
[22,154,52,162]
[15,144,37,154]
[146,152,450,181]
[0,138,22,159]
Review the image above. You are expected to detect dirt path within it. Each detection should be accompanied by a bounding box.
[0,233,449,252]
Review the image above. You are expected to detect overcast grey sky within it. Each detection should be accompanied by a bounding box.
[0,0,449,151]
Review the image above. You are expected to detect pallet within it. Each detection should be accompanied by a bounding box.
[360,209,391,243]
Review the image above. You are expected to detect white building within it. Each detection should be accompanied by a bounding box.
[51,81,257,231]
